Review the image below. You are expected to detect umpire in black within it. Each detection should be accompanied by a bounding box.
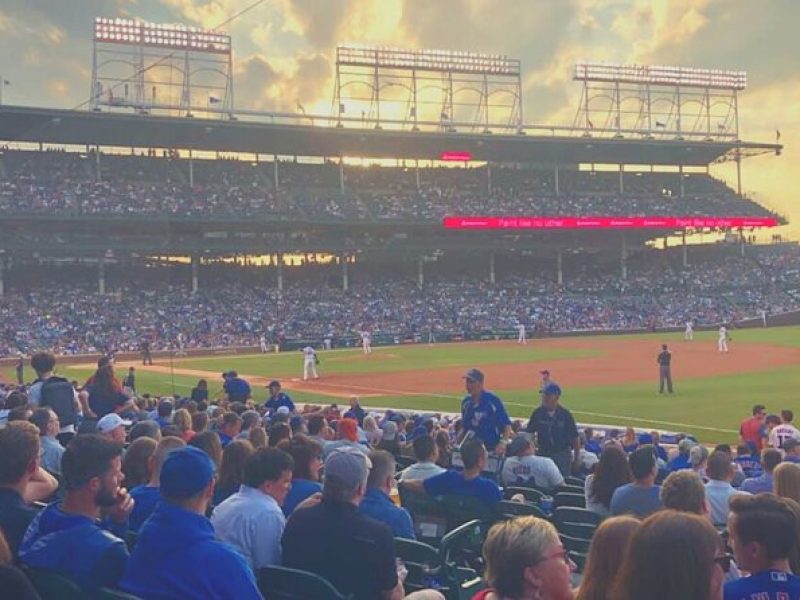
[657,344,673,394]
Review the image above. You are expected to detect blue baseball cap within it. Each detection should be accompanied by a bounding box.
[463,368,484,383]
[159,446,216,499]
[542,382,562,396]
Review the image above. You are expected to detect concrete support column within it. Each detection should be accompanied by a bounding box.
[489,252,496,285]
[98,258,106,295]
[417,257,424,290]
[273,155,279,189]
[740,229,746,257]
[342,256,349,292]
[619,164,624,193]
[277,253,284,291]
[554,165,560,196]
[188,149,194,188]
[556,250,563,286]
[339,160,345,194]
[682,230,688,267]
[415,160,421,192]
[679,164,685,197]
[487,164,492,196]
[191,254,199,293]
[621,236,628,281]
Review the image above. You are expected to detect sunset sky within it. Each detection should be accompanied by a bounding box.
[0,0,796,237]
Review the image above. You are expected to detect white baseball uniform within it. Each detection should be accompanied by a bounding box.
[769,423,800,450]
[684,321,694,341]
[303,346,319,380]
[361,331,372,354]
[718,326,728,352]
[260,335,268,353]
[517,323,527,344]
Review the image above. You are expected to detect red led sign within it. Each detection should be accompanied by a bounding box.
[439,151,473,162]
[443,216,779,229]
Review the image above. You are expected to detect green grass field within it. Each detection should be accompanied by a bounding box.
[4,326,799,444]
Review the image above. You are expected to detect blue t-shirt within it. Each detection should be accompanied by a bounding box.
[265,393,295,415]
[359,487,415,540]
[223,377,251,402]
[423,470,502,504]
[283,479,322,517]
[610,483,663,518]
[461,391,512,449]
[129,486,161,532]
[724,570,800,600]
[668,453,691,472]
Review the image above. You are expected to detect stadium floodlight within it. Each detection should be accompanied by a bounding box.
[93,17,231,54]
[574,61,746,90]
[337,44,520,76]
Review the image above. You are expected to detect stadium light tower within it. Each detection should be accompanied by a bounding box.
[334,44,524,133]
[90,17,234,117]
[572,61,746,141]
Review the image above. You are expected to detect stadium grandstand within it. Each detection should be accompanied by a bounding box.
[1,9,800,600]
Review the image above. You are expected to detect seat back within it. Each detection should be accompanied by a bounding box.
[395,538,451,597]
[503,486,545,505]
[555,483,584,495]
[399,487,449,546]
[23,567,85,600]
[553,492,586,509]
[256,566,348,600]
[552,507,600,541]
[439,519,491,581]
[439,494,497,530]
[495,500,546,520]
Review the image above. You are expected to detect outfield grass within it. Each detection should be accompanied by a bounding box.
[4,325,799,444]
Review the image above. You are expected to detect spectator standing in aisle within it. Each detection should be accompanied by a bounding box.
[459,369,512,452]
[526,382,580,476]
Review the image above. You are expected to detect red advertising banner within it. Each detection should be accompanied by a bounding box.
[442,216,779,230]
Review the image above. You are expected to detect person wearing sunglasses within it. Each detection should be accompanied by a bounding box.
[724,494,800,599]
[475,516,576,600]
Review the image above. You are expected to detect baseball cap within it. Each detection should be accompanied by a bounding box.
[160,446,216,499]
[338,418,359,442]
[96,413,131,434]
[382,420,398,441]
[506,434,532,458]
[463,368,484,383]
[678,438,698,453]
[267,380,281,388]
[276,406,291,415]
[542,382,562,396]
[540,369,550,375]
[324,447,372,491]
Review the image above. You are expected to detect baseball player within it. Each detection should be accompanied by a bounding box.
[718,325,729,353]
[302,345,319,381]
[684,320,694,341]
[176,332,186,356]
[517,322,527,344]
[361,330,372,354]
[260,334,268,353]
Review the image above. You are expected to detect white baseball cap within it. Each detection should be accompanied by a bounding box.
[97,413,132,434]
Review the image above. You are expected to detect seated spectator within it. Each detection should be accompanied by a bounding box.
[705,450,750,526]
[129,436,186,531]
[585,445,632,518]
[0,529,41,600]
[249,426,268,449]
[583,427,602,456]
[27,352,81,446]
[622,427,639,453]
[121,436,157,490]
[120,446,262,599]
[267,421,292,447]
[649,430,669,463]
[238,410,261,440]
[773,462,800,505]
[377,421,402,456]
[434,429,451,469]
[97,413,130,444]
[155,400,173,429]
[575,516,640,600]
[660,470,708,515]
[306,414,332,448]
[401,439,502,504]
[282,447,404,600]
[741,449,782,494]
[213,439,254,506]
[724,494,800,599]
[782,438,800,465]
[325,417,369,457]
[212,447,297,569]
[362,415,382,446]
[172,408,195,442]
[129,420,161,443]
[499,434,564,492]
[0,422,59,557]
[188,431,223,469]
[667,438,696,472]
[280,435,323,516]
[191,411,209,434]
[475,516,575,600]
[576,432,600,474]
[610,445,663,518]
[264,381,295,415]
[398,435,446,482]
[19,435,131,592]
[217,412,242,448]
[612,510,726,600]
[691,445,710,481]
[359,450,415,539]
[29,408,65,476]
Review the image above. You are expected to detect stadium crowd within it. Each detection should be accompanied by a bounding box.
[0,150,776,221]
[1,354,800,599]
[1,244,799,357]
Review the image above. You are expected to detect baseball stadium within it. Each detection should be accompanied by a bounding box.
[0,3,799,600]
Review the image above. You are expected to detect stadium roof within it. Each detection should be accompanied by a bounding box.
[0,105,781,167]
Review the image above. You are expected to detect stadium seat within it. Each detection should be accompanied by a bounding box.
[395,455,416,471]
[22,567,85,600]
[560,533,591,554]
[564,476,585,487]
[438,520,490,599]
[394,538,455,599]
[398,486,449,546]
[555,483,584,495]
[503,485,545,505]
[438,494,498,530]
[552,507,600,541]
[256,565,350,600]
[494,499,547,520]
[553,492,587,509]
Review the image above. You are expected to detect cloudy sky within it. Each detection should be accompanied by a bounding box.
[0,0,797,236]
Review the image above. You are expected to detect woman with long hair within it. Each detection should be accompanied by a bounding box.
[774,462,800,505]
[575,516,640,600]
[585,445,632,517]
[363,415,383,447]
[86,362,129,419]
[434,429,451,469]
[612,511,727,600]
[213,439,254,506]
[172,408,195,443]
[122,437,157,490]
[279,434,324,516]
[188,430,223,469]
[249,426,268,449]
[191,411,209,434]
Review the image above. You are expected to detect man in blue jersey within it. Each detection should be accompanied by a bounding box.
[458,369,512,452]
[264,381,295,416]
[724,494,800,600]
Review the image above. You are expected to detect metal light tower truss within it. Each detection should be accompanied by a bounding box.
[90,17,234,117]
[572,62,746,140]
[333,44,523,132]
